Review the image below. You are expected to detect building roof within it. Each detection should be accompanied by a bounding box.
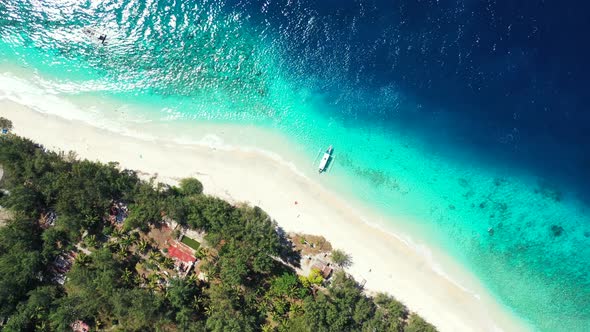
[168,244,196,263]
[312,262,334,279]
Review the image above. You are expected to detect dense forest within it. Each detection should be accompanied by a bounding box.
[0,126,436,331]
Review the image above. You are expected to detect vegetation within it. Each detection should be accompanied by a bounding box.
[0,117,12,130]
[181,236,201,251]
[330,249,352,268]
[179,178,204,196]
[0,133,437,331]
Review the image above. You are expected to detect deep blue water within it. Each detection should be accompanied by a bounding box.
[243,0,590,198]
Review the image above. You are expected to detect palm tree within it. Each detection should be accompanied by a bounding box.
[330,249,352,268]
[137,239,149,253]
[75,252,91,266]
[162,257,175,270]
[195,246,207,260]
[85,234,97,248]
[120,235,134,249]
[289,302,304,317]
[117,246,128,258]
[134,274,144,286]
[34,322,48,332]
[33,306,49,331]
[113,228,125,238]
[204,304,214,317]
[148,250,162,262]
[258,294,273,316]
[82,214,100,229]
[191,294,203,311]
[187,273,199,284]
[106,240,118,251]
[147,274,160,292]
[122,268,133,284]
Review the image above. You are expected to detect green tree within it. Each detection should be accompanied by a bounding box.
[299,269,324,288]
[3,286,60,331]
[1,185,44,218]
[0,117,13,130]
[269,273,306,299]
[167,278,204,327]
[179,178,204,196]
[205,284,257,332]
[405,314,437,332]
[374,292,408,321]
[84,234,98,249]
[111,288,166,330]
[122,268,133,285]
[74,252,91,267]
[41,226,69,262]
[137,239,149,253]
[330,249,352,268]
[125,182,166,231]
[162,257,175,269]
[0,218,43,318]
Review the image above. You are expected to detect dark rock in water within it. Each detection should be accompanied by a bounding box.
[449,204,456,210]
[479,202,486,209]
[583,231,590,238]
[488,228,494,236]
[551,225,564,237]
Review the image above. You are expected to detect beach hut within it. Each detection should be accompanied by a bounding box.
[167,242,197,278]
[312,261,334,279]
[167,243,196,264]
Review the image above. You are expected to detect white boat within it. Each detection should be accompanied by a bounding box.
[318,145,333,173]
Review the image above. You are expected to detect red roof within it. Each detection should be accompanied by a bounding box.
[168,244,196,263]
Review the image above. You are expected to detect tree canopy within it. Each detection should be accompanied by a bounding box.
[0,117,12,130]
[180,177,204,196]
[330,249,352,268]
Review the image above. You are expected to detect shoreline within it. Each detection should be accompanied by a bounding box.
[0,100,531,331]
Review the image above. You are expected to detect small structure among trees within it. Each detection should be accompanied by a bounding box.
[167,242,197,278]
[311,261,334,279]
[49,251,75,285]
[39,211,57,229]
[70,320,89,332]
[107,201,129,227]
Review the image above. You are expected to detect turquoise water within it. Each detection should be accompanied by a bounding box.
[1,1,590,330]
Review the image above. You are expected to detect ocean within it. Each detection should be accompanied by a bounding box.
[1,1,589,330]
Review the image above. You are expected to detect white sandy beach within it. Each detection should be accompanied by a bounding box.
[0,101,530,332]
